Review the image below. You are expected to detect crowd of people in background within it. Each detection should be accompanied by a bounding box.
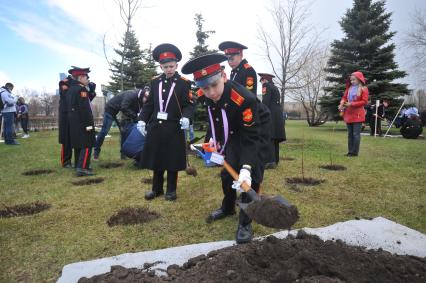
[0,82,30,145]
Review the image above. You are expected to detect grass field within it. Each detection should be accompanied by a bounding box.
[0,121,425,282]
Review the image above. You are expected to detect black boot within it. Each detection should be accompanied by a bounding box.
[235,209,253,244]
[165,171,177,201]
[206,208,235,223]
[145,170,164,200]
[76,168,95,177]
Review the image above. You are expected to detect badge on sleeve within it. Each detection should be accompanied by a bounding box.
[242,108,253,123]
[246,77,254,90]
[80,91,88,98]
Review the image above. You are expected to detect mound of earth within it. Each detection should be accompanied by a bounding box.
[0,201,51,217]
[78,231,426,283]
[185,166,197,177]
[99,162,124,169]
[286,177,325,186]
[319,165,346,171]
[107,207,160,227]
[22,169,54,176]
[72,177,105,186]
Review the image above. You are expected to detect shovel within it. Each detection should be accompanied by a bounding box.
[222,161,299,230]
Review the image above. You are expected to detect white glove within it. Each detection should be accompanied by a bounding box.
[180,117,190,130]
[137,121,146,136]
[232,180,244,193]
[238,167,252,188]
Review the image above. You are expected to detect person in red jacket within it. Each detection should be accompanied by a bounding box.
[338,71,369,157]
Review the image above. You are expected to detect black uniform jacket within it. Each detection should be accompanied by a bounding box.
[262,82,286,141]
[204,81,265,182]
[66,80,96,148]
[139,72,193,171]
[230,59,257,95]
[121,89,144,123]
[58,76,73,144]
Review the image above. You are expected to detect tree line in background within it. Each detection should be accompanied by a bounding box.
[15,0,426,126]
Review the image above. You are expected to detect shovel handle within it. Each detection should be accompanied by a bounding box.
[223,161,251,193]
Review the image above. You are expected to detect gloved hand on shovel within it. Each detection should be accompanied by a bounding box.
[137,121,147,136]
[232,166,252,192]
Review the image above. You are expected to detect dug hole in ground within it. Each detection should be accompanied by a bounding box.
[58,217,426,283]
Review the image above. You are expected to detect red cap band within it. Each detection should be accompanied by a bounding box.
[71,70,88,76]
[225,48,242,55]
[159,52,177,61]
[193,64,222,80]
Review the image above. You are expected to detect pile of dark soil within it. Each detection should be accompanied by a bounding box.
[286,177,325,186]
[71,177,105,186]
[99,162,124,169]
[280,157,295,161]
[79,231,426,283]
[22,169,54,176]
[243,196,299,229]
[141,178,152,184]
[107,207,160,227]
[320,164,346,171]
[0,201,51,217]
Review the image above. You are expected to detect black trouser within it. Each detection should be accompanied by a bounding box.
[369,119,382,136]
[220,169,260,220]
[61,143,73,166]
[75,147,92,170]
[152,170,178,194]
[20,117,29,134]
[274,140,280,164]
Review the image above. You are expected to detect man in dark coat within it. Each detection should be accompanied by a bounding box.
[66,67,96,177]
[219,41,257,95]
[182,54,268,244]
[137,44,193,201]
[58,76,74,168]
[259,73,286,168]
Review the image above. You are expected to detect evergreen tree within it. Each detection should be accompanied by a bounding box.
[189,13,217,129]
[109,28,145,93]
[139,44,158,87]
[189,13,217,59]
[320,0,409,120]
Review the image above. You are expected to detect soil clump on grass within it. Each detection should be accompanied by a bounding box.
[22,169,54,176]
[319,164,346,171]
[286,177,325,186]
[71,177,105,186]
[107,207,160,227]
[79,231,426,283]
[0,201,51,217]
[99,162,124,169]
[185,166,197,177]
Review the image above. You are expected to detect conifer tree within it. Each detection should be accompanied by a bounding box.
[320,0,408,120]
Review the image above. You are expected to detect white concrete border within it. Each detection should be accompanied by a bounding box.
[57,217,426,283]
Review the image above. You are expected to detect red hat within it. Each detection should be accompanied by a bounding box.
[258,73,275,82]
[182,54,227,87]
[68,66,90,77]
[152,43,182,63]
[218,41,247,55]
[351,71,366,84]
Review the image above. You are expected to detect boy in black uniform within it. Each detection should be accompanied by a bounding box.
[137,44,193,201]
[219,41,257,94]
[259,73,286,167]
[66,67,96,177]
[58,75,74,168]
[182,54,266,244]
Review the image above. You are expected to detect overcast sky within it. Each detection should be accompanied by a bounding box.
[0,0,425,95]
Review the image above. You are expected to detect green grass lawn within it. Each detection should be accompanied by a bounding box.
[0,121,425,282]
